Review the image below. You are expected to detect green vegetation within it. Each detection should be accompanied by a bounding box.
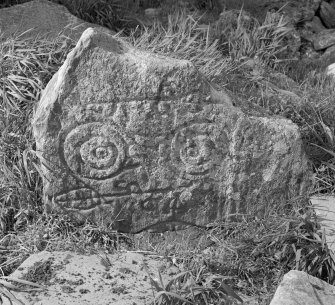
[143,261,243,304]
[1,0,335,304]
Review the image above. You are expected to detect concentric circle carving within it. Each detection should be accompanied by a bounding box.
[63,122,125,179]
[172,124,217,176]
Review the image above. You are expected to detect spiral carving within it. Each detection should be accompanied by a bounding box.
[63,122,125,180]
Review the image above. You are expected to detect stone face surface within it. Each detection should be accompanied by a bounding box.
[0,0,113,41]
[32,28,312,233]
[270,270,335,305]
[320,1,335,29]
[313,29,335,50]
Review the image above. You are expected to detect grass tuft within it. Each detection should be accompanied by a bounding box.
[144,262,243,305]
[216,9,295,68]
[0,32,75,233]
[127,8,234,80]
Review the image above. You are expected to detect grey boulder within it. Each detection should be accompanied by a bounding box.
[0,0,113,41]
[270,270,335,305]
[313,29,335,50]
[320,1,335,29]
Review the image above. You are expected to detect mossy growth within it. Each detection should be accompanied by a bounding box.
[21,257,59,285]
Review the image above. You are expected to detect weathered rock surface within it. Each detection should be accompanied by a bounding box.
[278,0,320,23]
[312,29,335,50]
[319,1,335,29]
[32,28,312,233]
[0,0,113,41]
[223,0,321,23]
[217,9,255,30]
[270,270,335,305]
[305,16,326,34]
[6,251,174,305]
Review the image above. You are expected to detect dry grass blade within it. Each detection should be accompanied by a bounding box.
[311,143,335,159]
[127,8,232,80]
[165,271,191,292]
[0,29,75,234]
[98,253,112,270]
[218,8,293,67]
[0,276,46,291]
[0,275,43,305]
[158,270,165,291]
[212,277,243,303]
[142,261,163,293]
[155,290,194,305]
[0,286,25,305]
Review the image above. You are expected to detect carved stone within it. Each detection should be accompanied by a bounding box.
[32,28,312,233]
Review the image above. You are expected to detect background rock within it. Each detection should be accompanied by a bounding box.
[270,270,335,305]
[305,16,326,33]
[280,0,320,23]
[0,0,113,41]
[32,28,312,233]
[313,29,335,49]
[319,1,335,29]
[221,0,321,23]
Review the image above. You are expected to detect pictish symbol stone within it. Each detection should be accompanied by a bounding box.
[32,28,312,233]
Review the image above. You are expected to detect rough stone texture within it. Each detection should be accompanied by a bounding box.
[222,0,321,23]
[312,29,335,50]
[319,1,335,29]
[32,28,312,233]
[270,270,335,305]
[5,251,175,305]
[305,16,326,34]
[216,9,256,30]
[0,0,113,41]
[278,0,320,23]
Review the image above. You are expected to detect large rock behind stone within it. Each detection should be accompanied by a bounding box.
[0,0,113,41]
[270,270,335,305]
[222,0,320,23]
[32,28,312,233]
[313,29,335,50]
[319,1,335,29]
[305,16,326,34]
